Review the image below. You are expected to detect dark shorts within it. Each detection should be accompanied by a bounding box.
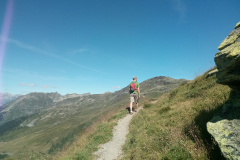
[130,93,139,104]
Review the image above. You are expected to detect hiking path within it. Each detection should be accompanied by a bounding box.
[94,107,142,160]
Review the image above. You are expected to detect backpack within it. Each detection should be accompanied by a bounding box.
[130,82,136,92]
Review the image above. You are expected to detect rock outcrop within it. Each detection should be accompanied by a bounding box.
[214,22,240,89]
[207,21,240,160]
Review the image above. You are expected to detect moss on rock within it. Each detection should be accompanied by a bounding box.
[207,95,240,160]
[218,34,239,50]
[234,22,240,29]
[207,118,240,160]
[215,22,240,88]
[210,21,240,160]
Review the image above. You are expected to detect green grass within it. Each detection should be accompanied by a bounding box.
[48,121,93,154]
[121,69,230,160]
[2,69,229,160]
[54,109,129,160]
[1,75,183,159]
[72,122,115,160]
[0,154,9,160]
[4,151,50,160]
[55,68,230,160]
[0,91,130,159]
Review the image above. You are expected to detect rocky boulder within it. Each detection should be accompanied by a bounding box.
[207,90,240,160]
[214,22,240,90]
[207,21,240,160]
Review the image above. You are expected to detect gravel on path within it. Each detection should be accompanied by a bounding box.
[94,108,141,160]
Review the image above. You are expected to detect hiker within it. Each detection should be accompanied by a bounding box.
[129,76,140,115]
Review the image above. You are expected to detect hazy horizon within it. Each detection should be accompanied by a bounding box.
[0,0,239,95]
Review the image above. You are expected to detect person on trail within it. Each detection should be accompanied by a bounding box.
[129,76,140,115]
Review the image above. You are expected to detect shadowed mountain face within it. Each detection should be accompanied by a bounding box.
[0,76,187,157]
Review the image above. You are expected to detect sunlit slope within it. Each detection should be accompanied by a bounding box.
[122,69,230,160]
[0,91,129,156]
[0,76,186,159]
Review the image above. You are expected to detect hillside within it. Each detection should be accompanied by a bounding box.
[118,22,240,160]
[0,76,186,159]
[121,69,230,159]
[50,69,230,160]
[0,93,20,112]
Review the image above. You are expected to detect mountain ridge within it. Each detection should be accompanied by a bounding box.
[0,76,187,159]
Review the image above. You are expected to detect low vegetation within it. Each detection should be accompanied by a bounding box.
[53,68,230,160]
[1,71,228,160]
[1,76,181,159]
[53,109,129,160]
[121,68,230,159]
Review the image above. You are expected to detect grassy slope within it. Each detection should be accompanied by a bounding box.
[0,92,130,160]
[121,69,230,160]
[1,69,230,160]
[1,76,184,160]
[53,109,129,160]
[51,84,177,160]
[53,70,230,160]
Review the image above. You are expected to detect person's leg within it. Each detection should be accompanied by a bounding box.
[130,94,134,114]
[130,101,133,112]
[136,102,139,112]
[134,94,139,112]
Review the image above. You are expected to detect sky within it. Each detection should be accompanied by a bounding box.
[0,0,239,95]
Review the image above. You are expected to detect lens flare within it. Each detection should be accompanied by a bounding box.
[0,0,14,106]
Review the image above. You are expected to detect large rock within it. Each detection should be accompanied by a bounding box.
[214,22,240,90]
[207,90,240,160]
[207,22,240,160]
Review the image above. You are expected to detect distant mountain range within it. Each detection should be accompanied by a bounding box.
[0,93,20,111]
[0,76,187,158]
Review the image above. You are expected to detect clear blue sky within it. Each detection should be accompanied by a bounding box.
[0,0,239,95]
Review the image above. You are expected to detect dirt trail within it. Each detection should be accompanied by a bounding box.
[94,107,142,160]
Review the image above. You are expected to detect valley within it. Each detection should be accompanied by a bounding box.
[0,76,186,159]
